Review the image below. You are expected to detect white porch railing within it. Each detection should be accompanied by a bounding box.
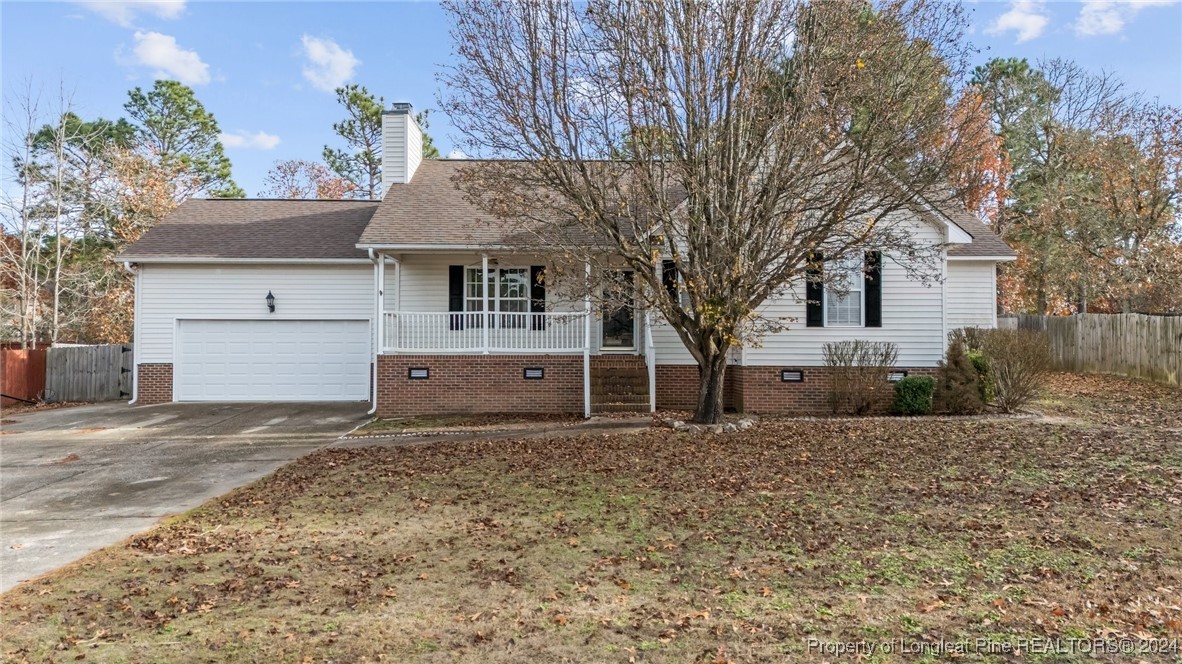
[383,311,589,353]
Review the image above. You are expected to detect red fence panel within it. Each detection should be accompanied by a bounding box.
[1,348,48,407]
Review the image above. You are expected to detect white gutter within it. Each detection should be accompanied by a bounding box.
[947,255,1018,262]
[115,257,372,264]
[357,243,516,251]
[123,262,140,405]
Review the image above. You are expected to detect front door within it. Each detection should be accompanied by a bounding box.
[601,270,635,349]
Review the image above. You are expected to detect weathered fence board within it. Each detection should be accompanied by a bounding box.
[1018,314,1181,386]
[44,344,134,403]
[1,348,48,407]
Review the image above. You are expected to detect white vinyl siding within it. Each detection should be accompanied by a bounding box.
[742,215,946,367]
[136,264,374,364]
[387,250,586,314]
[650,317,697,364]
[947,261,997,330]
[381,112,423,192]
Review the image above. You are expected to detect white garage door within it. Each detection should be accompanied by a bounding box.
[176,319,370,401]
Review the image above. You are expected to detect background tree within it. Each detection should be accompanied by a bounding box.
[947,86,1010,232]
[974,57,1182,314]
[1,82,52,347]
[124,80,243,199]
[324,84,441,199]
[2,79,221,345]
[323,84,385,200]
[260,159,357,199]
[417,109,441,159]
[441,0,981,423]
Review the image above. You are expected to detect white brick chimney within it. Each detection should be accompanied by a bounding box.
[381,102,423,196]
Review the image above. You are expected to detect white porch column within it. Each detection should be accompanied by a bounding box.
[481,253,490,354]
[583,261,592,418]
[645,310,656,413]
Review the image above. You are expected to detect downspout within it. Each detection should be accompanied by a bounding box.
[123,261,139,405]
[368,249,379,415]
[940,246,949,356]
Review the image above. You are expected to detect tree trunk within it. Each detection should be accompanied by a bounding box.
[694,349,728,424]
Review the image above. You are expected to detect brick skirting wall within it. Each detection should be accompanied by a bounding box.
[732,366,936,415]
[136,363,173,405]
[377,354,583,417]
[655,364,736,411]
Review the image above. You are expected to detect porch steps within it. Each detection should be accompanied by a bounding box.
[590,358,650,414]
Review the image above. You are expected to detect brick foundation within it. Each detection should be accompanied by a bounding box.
[136,363,173,405]
[654,364,736,411]
[731,366,935,415]
[377,354,583,417]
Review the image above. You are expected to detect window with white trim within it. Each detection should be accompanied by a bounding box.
[824,255,863,327]
[465,266,530,327]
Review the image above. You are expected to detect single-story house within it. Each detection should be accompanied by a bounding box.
[118,103,1015,416]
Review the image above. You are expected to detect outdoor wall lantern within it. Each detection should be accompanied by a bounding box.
[266,291,276,313]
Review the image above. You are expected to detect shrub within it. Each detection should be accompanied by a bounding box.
[967,348,994,402]
[892,375,935,415]
[982,328,1052,413]
[822,340,899,415]
[934,338,985,415]
[948,326,988,353]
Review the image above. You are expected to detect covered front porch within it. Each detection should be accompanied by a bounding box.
[372,251,651,356]
[369,250,656,416]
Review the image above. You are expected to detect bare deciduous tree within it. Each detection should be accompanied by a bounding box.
[1,82,50,347]
[441,0,983,422]
[260,159,358,199]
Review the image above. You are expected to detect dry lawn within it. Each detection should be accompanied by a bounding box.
[2,374,1180,663]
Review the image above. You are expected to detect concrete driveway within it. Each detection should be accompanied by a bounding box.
[0,401,369,592]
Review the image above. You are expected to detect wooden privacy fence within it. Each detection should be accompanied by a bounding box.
[1,348,48,407]
[1018,314,1182,386]
[44,344,134,403]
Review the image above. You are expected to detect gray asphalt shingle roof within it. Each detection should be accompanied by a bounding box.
[118,199,378,261]
[120,161,1014,260]
[941,206,1017,257]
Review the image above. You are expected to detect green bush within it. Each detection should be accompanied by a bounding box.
[934,338,986,415]
[822,340,899,415]
[892,375,935,415]
[981,328,1052,413]
[967,348,994,402]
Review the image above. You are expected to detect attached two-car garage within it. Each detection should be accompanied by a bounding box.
[174,319,371,402]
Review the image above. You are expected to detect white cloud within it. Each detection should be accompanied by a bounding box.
[219,130,281,150]
[300,35,359,93]
[76,1,185,27]
[986,0,1050,43]
[1074,0,1178,37]
[129,31,210,85]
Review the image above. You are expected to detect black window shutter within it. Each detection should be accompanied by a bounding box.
[805,252,824,327]
[864,251,882,328]
[530,265,546,330]
[661,260,678,303]
[448,265,465,330]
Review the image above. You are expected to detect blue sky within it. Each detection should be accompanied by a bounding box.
[3,1,1180,197]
